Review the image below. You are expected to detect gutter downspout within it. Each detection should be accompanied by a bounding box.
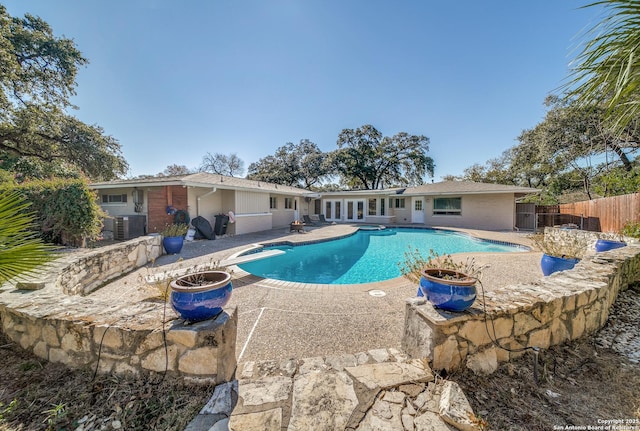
[196,188,217,217]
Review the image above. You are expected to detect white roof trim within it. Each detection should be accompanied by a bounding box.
[92,181,183,189]
[400,190,536,196]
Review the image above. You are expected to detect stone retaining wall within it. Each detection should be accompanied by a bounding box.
[402,228,640,374]
[56,235,164,296]
[543,226,623,249]
[0,235,237,384]
[0,304,237,384]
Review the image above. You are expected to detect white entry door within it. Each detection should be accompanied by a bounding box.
[412,197,425,223]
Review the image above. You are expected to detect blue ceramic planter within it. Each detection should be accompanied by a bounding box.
[163,235,184,254]
[595,239,626,253]
[170,271,232,321]
[540,253,579,276]
[419,269,477,312]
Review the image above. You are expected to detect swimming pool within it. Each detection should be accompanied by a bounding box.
[237,228,526,284]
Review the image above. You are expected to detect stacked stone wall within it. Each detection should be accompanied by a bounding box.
[0,235,237,384]
[0,303,237,384]
[56,235,164,295]
[543,226,623,250]
[402,228,640,374]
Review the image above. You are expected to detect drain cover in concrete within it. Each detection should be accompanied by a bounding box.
[368,290,386,297]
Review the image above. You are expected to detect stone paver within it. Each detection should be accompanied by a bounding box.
[439,380,483,431]
[356,397,404,430]
[185,348,484,431]
[414,411,457,431]
[345,360,434,390]
[238,375,292,406]
[288,371,358,430]
[229,408,282,431]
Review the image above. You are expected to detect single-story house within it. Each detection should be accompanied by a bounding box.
[316,181,538,231]
[91,172,310,238]
[90,174,538,239]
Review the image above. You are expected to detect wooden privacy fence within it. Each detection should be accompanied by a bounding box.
[558,193,640,233]
[533,193,640,233]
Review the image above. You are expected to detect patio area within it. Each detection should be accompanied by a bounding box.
[94,224,542,363]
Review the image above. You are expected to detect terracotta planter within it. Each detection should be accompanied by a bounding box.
[170,271,232,321]
[419,268,477,312]
[540,253,579,276]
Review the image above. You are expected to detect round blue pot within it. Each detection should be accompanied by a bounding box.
[163,235,184,254]
[419,269,477,312]
[594,239,626,253]
[540,253,579,276]
[170,271,232,321]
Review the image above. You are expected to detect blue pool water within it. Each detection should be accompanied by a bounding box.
[238,228,525,284]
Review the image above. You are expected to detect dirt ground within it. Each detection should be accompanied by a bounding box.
[455,340,640,430]
[0,335,214,431]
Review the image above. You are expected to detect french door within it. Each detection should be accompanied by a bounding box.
[324,200,342,221]
[346,199,365,222]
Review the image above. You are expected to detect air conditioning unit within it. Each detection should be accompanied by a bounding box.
[114,215,146,240]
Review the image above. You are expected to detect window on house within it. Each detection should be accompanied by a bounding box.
[433,197,462,215]
[314,200,321,215]
[368,198,377,216]
[270,197,277,209]
[102,194,127,204]
[284,198,293,209]
[380,198,385,216]
[394,198,405,209]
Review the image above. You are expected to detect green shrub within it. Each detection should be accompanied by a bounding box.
[1,179,104,246]
[621,221,640,239]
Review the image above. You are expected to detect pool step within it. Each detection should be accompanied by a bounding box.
[219,249,285,266]
[145,249,285,285]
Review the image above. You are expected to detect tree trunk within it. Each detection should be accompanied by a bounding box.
[606,141,633,171]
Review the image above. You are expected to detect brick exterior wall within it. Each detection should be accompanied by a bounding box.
[147,186,189,233]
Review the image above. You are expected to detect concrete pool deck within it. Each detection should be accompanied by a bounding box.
[95,224,543,363]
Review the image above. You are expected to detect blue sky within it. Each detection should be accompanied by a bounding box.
[4,1,602,180]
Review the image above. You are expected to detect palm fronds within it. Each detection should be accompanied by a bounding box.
[566,1,640,132]
[0,190,56,284]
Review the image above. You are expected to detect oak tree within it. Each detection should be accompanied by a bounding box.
[331,125,433,189]
[247,140,330,189]
[0,6,127,180]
